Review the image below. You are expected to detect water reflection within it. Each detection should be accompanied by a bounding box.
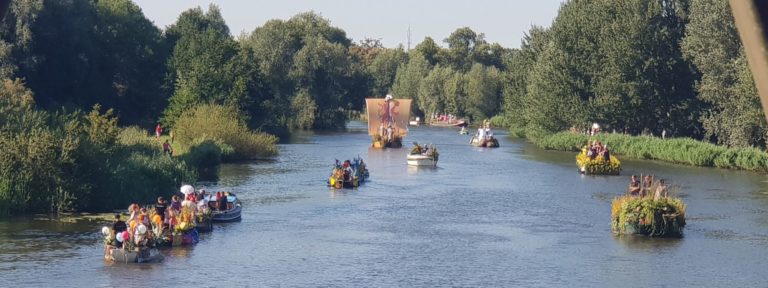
[612,234,683,251]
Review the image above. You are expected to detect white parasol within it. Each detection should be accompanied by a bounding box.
[180,184,195,195]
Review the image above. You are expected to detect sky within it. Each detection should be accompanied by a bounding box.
[132,0,564,49]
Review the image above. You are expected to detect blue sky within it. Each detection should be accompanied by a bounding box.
[133,0,563,49]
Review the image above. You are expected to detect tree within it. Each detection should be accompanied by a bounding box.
[417,65,454,118]
[444,27,485,71]
[367,47,408,96]
[521,0,697,135]
[93,0,169,125]
[391,53,431,115]
[502,26,550,136]
[413,37,442,66]
[681,0,765,147]
[465,63,502,121]
[162,5,257,127]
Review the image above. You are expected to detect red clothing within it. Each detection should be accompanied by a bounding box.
[155,124,163,136]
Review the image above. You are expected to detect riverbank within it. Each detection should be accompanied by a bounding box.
[531,132,768,172]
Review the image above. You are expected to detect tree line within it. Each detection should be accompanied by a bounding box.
[0,0,765,214]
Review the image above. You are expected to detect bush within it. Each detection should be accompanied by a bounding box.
[174,104,278,160]
[182,138,233,180]
[533,132,768,172]
[0,104,197,215]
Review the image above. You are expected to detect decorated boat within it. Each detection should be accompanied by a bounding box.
[576,149,621,175]
[367,95,412,148]
[195,208,213,232]
[611,195,686,237]
[407,143,439,166]
[469,121,499,147]
[328,157,369,189]
[102,225,164,263]
[469,135,499,147]
[105,245,164,263]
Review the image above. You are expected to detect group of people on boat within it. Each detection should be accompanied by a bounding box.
[329,157,369,188]
[628,174,668,199]
[585,140,611,162]
[432,112,459,123]
[103,186,236,254]
[474,119,494,140]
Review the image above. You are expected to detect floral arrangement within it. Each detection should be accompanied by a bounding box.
[611,195,686,237]
[576,150,621,175]
[175,204,196,233]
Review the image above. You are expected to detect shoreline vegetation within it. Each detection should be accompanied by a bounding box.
[532,132,768,172]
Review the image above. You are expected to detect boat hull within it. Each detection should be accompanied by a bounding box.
[406,154,437,166]
[105,246,164,263]
[470,137,499,148]
[212,204,242,222]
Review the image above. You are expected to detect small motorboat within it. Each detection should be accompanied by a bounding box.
[203,193,242,222]
[407,143,438,166]
[409,117,421,126]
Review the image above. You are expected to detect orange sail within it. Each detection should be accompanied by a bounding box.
[366,98,412,138]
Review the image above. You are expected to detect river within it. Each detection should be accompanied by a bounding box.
[2,121,768,287]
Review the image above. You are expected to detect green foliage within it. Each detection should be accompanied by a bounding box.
[504,0,699,137]
[181,138,232,180]
[0,84,195,215]
[391,53,431,115]
[535,132,768,171]
[4,0,169,126]
[681,0,766,148]
[465,63,502,122]
[241,11,362,130]
[611,195,686,237]
[367,47,408,96]
[173,103,278,160]
[162,4,256,126]
[290,88,317,129]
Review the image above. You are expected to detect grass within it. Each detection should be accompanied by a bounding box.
[533,132,768,172]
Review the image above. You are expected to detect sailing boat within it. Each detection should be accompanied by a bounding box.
[366,95,412,148]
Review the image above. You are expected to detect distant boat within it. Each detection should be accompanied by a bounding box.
[469,136,499,148]
[407,144,438,167]
[328,157,369,189]
[409,117,421,126]
[366,95,412,148]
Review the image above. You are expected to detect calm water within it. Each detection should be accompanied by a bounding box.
[2,122,768,287]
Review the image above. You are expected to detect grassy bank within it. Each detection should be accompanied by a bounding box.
[532,132,768,171]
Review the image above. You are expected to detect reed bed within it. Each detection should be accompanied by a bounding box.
[534,132,768,171]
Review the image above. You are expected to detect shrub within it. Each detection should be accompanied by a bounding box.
[182,138,233,180]
[174,104,278,160]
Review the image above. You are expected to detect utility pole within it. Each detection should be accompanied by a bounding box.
[407,25,412,51]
